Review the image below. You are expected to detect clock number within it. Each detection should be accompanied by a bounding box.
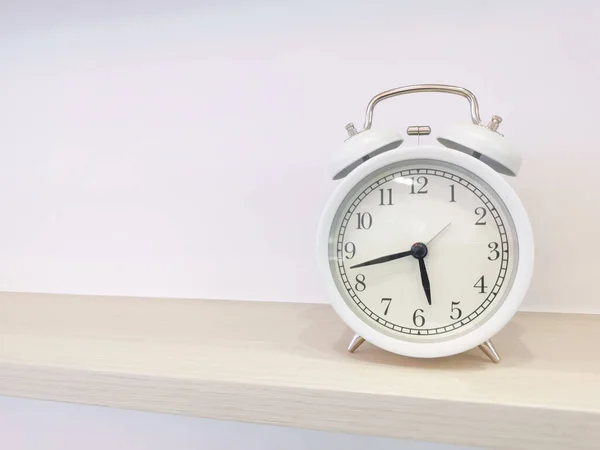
[378,188,393,206]
[354,274,366,292]
[474,207,487,225]
[356,212,372,230]
[381,297,392,315]
[474,275,488,294]
[344,242,356,259]
[449,184,457,202]
[412,309,425,327]
[450,301,462,320]
[488,242,500,261]
[409,176,428,194]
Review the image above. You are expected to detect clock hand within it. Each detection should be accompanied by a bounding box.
[417,256,432,306]
[349,250,412,269]
[349,223,450,270]
[410,224,447,306]
[425,222,451,245]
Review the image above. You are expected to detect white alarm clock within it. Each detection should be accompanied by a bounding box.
[317,84,534,362]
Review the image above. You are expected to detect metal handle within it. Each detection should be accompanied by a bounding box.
[362,84,483,131]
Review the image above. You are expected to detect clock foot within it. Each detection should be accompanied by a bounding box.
[348,334,365,353]
[479,340,500,363]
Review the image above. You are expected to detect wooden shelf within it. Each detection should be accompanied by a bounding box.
[0,292,599,449]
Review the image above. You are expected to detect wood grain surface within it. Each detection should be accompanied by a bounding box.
[0,292,598,448]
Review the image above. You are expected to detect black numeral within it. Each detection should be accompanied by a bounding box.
[409,176,428,194]
[488,242,500,261]
[449,184,456,202]
[354,274,366,292]
[381,297,392,315]
[412,309,425,327]
[474,275,488,294]
[344,242,356,259]
[356,212,372,229]
[378,188,393,206]
[450,301,462,320]
[474,207,487,225]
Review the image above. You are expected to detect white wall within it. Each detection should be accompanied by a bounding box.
[0,396,475,450]
[1,1,600,313]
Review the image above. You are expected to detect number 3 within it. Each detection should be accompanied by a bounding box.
[488,242,500,261]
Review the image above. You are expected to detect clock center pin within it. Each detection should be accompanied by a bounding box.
[410,242,428,259]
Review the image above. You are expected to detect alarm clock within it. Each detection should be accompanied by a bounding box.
[317,84,534,362]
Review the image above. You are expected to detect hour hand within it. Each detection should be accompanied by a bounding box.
[417,257,432,305]
[350,250,412,269]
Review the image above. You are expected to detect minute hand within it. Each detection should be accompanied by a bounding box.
[349,250,412,269]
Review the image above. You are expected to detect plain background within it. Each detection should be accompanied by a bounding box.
[1,0,598,449]
[1,0,600,313]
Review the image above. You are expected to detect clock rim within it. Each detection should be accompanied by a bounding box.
[316,145,534,358]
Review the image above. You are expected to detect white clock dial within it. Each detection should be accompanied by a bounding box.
[328,159,519,342]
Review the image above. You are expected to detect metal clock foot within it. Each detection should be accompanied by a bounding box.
[348,334,365,353]
[479,340,500,363]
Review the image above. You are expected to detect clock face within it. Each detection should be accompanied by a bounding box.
[328,159,519,342]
